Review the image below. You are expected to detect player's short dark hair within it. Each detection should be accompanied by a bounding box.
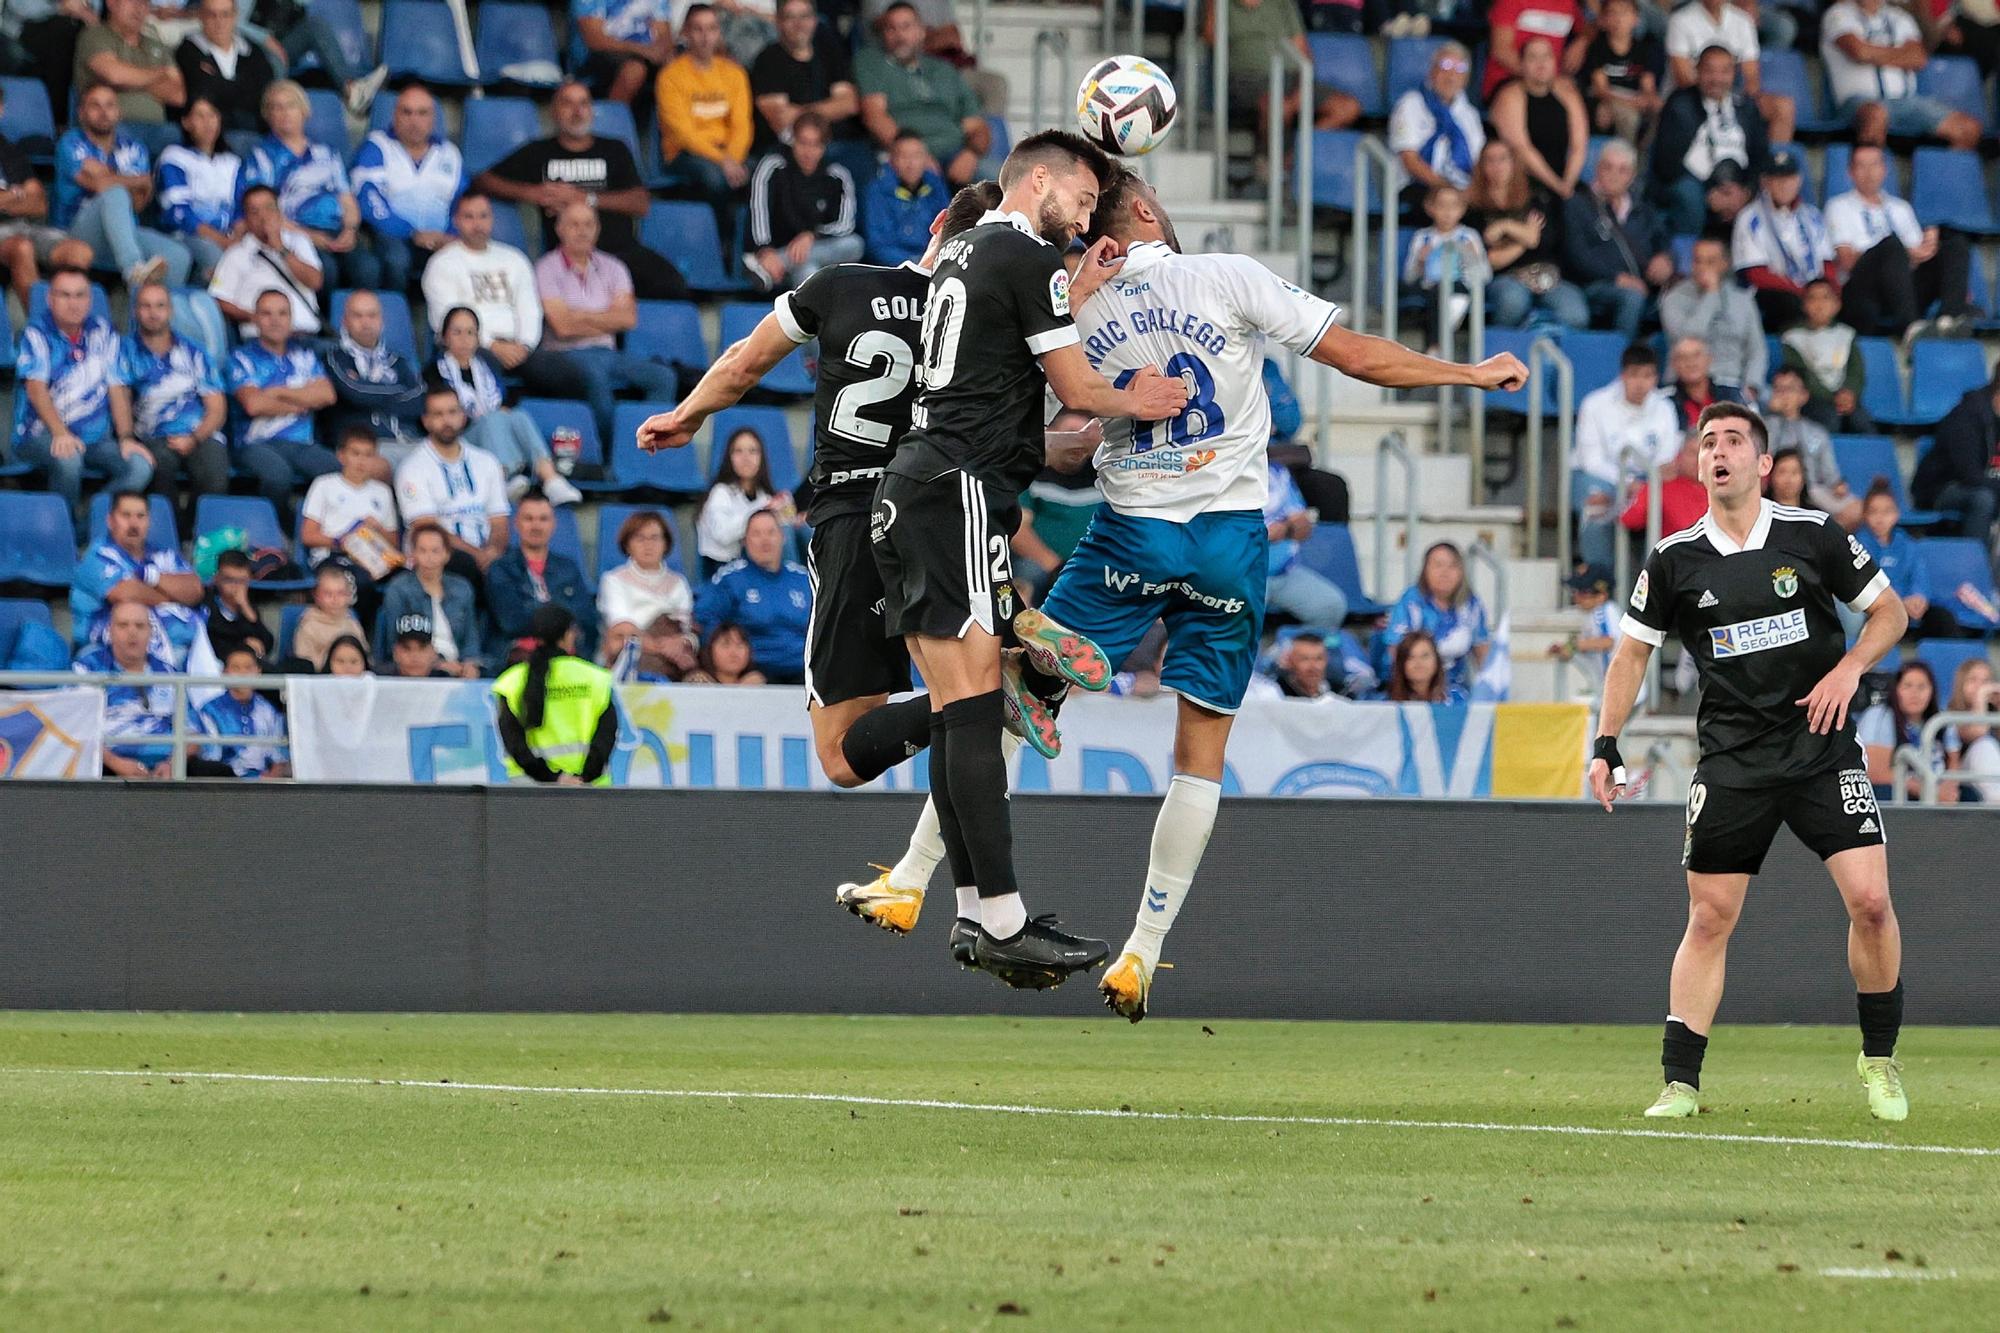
[337,423,378,451]
[1697,401,1769,454]
[999,128,1112,194]
[1619,342,1657,371]
[939,179,1001,241]
[1082,161,1145,245]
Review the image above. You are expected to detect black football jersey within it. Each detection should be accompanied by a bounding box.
[1621,499,1891,785]
[775,260,932,521]
[890,210,1079,496]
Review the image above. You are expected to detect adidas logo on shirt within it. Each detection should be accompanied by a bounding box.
[1698,590,1719,608]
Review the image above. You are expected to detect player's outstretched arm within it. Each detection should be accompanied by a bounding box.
[636,314,800,452]
[1589,635,1655,811]
[1310,324,1529,393]
[1040,343,1189,422]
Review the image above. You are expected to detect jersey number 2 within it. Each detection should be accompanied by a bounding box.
[1114,352,1223,453]
[827,330,914,446]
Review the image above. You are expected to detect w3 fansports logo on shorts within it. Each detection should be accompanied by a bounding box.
[1709,608,1809,658]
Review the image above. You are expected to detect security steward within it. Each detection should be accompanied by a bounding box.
[491,605,619,785]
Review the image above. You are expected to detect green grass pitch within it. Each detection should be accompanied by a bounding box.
[2,1012,1997,1329]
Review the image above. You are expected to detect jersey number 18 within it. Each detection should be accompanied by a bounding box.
[1114,352,1224,453]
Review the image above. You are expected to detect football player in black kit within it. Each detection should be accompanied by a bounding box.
[1590,402,1913,1123]
[871,129,1188,990]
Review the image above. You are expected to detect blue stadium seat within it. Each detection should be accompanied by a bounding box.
[1967,252,1997,328]
[0,296,14,366]
[277,602,305,661]
[367,90,397,137]
[475,2,561,85]
[1761,48,1841,135]
[1833,431,1944,527]
[193,496,314,590]
[1308,129,1366,213]
[489,200,532,252]
[305,88,355,154]
[29,280,112,326]
[719,302,813,394]
[85,492,179,552]
[1560,329,1627,396]
[594,502,688,576]
[1577,135,1616,186]
[642,202,746,293]
[331,289,422,366]
[1310,34,1383,118]
[1910,148,1999,234]
[1819,144,1852,206]
[1917,636,1989,683]
[0,493,78,587]
[1297,523,1384,617]
[1668,233,1697,275]
[1482,327,1553,416]
[381,0,477,85]
[463,97,541,178]
[607,402,706,493]
[590,100,643,161]
[0,76,56,161]
[710,406,800,492]
[1384,37,1448,108]
[518,398,612,490]
[508,502,589,576]
[1920,536,2000,631]
[1919,56,1987,130]
[289,0,371,78]
[0,597,55,648]
[1904,340,1991,428]
[977,113,1010,179]
[1855,337,1906,426]
[628,299,710,380]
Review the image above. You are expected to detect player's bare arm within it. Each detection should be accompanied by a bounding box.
[1042,415,1104,472]
[1066,236,1125,309]
[1588,634,1654,811]
[1799,583,1908,735]
[1040,342,1188,420]
[1312,323,1529,392]
[636,315,799,452]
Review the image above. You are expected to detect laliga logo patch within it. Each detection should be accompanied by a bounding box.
[1049,267,1071,318]
[1772,565,1799,598]
[1181,450,1216,473]
[1631,568,1649,612]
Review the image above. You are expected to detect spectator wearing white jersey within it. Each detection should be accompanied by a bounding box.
[1571,341,1679,569]
[394,385,512,588]
[1825,144,1973,340]
[351,83,464,293]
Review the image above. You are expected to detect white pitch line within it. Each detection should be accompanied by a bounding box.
[7,1067,2000,1159]
[1819,1267,1957,1280]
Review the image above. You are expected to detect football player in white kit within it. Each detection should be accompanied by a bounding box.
[848,162,1528,1018]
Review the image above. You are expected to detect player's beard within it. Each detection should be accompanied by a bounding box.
[1035,195,1077,247]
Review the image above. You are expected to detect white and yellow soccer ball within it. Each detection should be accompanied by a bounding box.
[1076,55,1179,157]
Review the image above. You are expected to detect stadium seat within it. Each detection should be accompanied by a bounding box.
[1560,329,1626,396]
[305,88,355,154]
[1855,337,1906,426]
[85,492,178,552]
[509,501,589,577]
[517,398,609,489]
[594,502,688,576]
[642,202,746,293]
[367,91,397,137]
[719,302,813,395]
[1297,523,1384,618]
[1910,148,1999,235]
[462,97,540,178]
[1308,129,1366,214]
[29,280,112,326]
[1919,536,2000,631]
[289,0,371,79]
[1828,434,1940,527]
[0,75,56,161]
[628,299,710,380]
[1917,636,1989,683]
[606,402,706,493]
[1309,34,1383,118]
[1904,340,1991,428]
[193,496,315,591]
[475,2,561,86]
[1384,37,1448,108]
[709,406,801,493]
[489,201,532,252]
[977,114,1010,180]
[1761,48,1841,135]
[1668,233,1697,275]
[277,602,305,661]
[1819,144,1853,206]
[381,0,477,85]
[1576,135,1615,186]
[331,289,422,366]
[0,296,14,367]
[0,597,55,650]
[0,493,78,587]
[1919,56,1987,130]
[1482,326,1554,416]
[590,100,643,161]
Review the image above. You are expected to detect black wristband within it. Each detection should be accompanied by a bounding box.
[1592,736,1623,770]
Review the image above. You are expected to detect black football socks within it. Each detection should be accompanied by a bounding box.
[1662,1018,1709,1089]
[1858,981,1904,1059]
[838,695,933,783]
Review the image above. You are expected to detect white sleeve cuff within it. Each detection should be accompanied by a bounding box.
[1619,613,1666,647]
[1847,569,1891,614]
[771,292,810,344]
[1025,325,1080,356]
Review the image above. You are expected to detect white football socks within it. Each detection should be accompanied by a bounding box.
[889,798,944,891]
[1123,773,1220,968]
[955,885,981,922]
[981,892,1027,939]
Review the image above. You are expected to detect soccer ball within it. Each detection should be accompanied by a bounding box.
[1076,55,1178,157]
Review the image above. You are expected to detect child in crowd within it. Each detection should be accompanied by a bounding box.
[1780,279,1873,433]
[291,563,367,670]
[1548,564,1618,684]
[196,646,290,779]
[1402,184,1490,353]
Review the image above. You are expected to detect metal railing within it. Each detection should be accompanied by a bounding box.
[1529,336,1574,569]
[1210,0,1229,199]
[1612,444,1665,710]
[3,672,291,780]
[1466,538,1509,631]
[1266,44,1314,296]
[1350,138,1401,340]
[1030,28,1073,131]
[1373,429,1419,598]
[1435,263,1483,471]
[1904,710,2000,803]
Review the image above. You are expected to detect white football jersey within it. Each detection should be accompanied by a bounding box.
[1078,243,1339,522]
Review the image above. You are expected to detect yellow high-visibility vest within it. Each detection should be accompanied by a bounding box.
[491,655,615,783]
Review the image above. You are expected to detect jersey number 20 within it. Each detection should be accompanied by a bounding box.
[1114,352,1224,453]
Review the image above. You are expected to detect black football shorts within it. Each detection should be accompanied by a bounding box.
[803,511,911,708]
[1682,762,1886,876]
[870,467,1022,642]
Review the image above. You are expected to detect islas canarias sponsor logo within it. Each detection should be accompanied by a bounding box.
[1105,446,1218,477]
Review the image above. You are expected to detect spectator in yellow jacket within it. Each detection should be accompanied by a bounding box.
[656,4,753,240]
